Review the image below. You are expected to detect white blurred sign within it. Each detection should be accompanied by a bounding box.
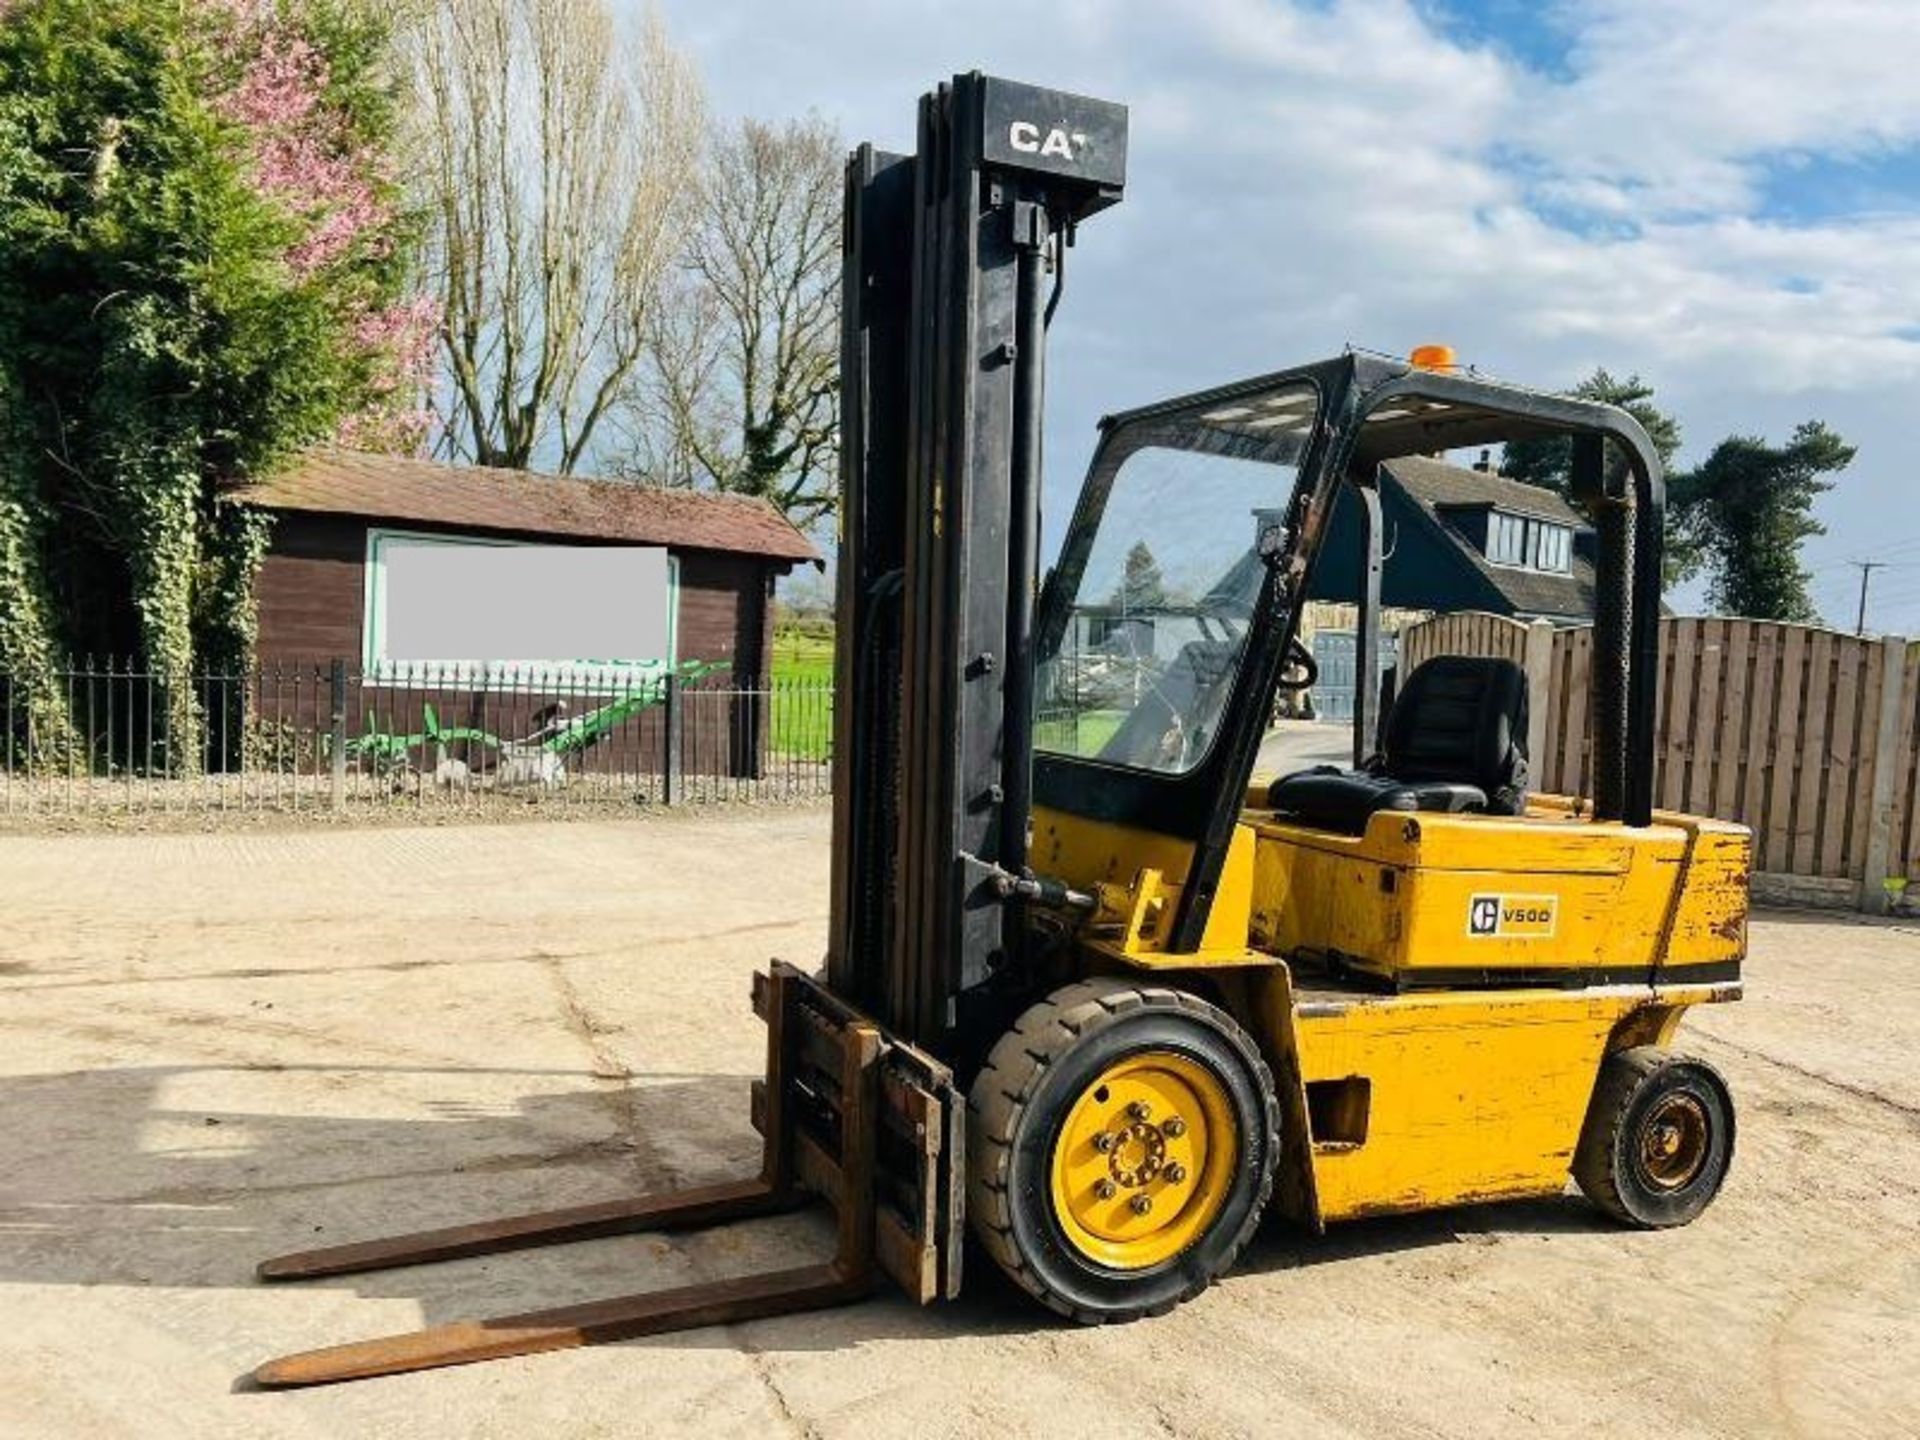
[366,533,675,684]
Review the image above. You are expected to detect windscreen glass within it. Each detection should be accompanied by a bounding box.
[1036,397,1314,774]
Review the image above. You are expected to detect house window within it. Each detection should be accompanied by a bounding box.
[1532,521,1571,574]
[1487,511,1528,566]
[363,529,680,687]
[1482,511,1572,575]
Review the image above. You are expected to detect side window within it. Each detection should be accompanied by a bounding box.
[1036,425,1312,775]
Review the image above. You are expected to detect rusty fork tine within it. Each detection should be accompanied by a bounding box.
[258,1177,799,1281]
[253,965,961,1387]
[254,1261,868,1388]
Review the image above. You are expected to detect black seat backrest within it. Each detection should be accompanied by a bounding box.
[1380,655,1529,814]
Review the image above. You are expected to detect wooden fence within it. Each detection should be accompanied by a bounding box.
[1398,612,1920,910]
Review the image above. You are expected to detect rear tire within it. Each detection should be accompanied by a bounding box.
[1574,1046,1734,1228]
[967,978,1278,1323]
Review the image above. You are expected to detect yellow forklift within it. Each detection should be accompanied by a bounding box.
[252,73,1745,1385]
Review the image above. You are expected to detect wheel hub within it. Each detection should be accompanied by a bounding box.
[1048,1050,1238,1270]
[1637,1092,1710,1192]
[1107,1122,1166,1187]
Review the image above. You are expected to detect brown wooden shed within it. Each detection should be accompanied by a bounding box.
[231,450,820,783]
[237,448,820,677]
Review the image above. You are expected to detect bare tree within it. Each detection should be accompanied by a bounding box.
[630,115,842,527]
[404,0,704,473]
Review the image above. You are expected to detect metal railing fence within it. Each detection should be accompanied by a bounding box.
[0,658,834,818]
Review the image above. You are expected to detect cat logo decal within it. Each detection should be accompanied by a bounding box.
[1467,893,1558,938]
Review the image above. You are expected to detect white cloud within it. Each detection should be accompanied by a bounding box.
[1520,0,1920,214]
[1091,0,1920,391]
[645,0,1920,622]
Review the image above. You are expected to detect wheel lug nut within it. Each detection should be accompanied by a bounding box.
[1128,1101,1152,1121]
[1165,1162,1187,1184]
[1162,1116,1186,1137]
[1095,1180,1117,1200]
[1129,1194,1153,1216]
[1092,1132,1115,1153]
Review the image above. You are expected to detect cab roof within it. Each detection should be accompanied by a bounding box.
[1100,351,1664,480]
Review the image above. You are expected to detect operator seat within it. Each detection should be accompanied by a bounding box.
[1266,655,1529,835]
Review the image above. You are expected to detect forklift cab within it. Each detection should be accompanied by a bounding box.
[1031,351,1747,990]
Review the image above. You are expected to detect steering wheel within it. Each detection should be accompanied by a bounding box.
[1276,636,1318,691]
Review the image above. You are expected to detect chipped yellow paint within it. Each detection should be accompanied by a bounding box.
[1032,807,1198,907]
[1246,798,1750,984]
[1030,792,1749,1229]
[1279,982,1731,1220]
[1032,797,1747,983]
[1031,807,1270,967]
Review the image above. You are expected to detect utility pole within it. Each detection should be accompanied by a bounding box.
[1852,560,1887,635]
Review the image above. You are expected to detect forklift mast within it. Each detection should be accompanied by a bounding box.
[828,74,1127,1051]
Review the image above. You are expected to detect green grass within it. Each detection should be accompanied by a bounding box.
[1034,709,1126,757]
[764,628,1128,765]
[769,626,835,760]
[770,626,834,682]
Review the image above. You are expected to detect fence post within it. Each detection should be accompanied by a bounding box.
[662,673,680,806]
[329,658,347,813]
[1859,634,1909,912]
[1523,619,1554,782]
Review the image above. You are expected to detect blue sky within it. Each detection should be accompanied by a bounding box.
[635,0,1920,630]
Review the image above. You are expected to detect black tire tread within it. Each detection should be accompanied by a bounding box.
[967,977,1280,1324]
[1573,1046,1666,1225]
[1574,1045,1733,1228]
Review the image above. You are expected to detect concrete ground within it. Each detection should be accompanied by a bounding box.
[1255,718,1354,776]
[1,810,1917,1440]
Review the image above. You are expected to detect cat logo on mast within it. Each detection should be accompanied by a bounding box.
[1008,121,1087,161]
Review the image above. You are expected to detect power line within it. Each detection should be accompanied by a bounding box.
[1847,572,1920,602]
[1808,557,1919,580]
[1825,532,1920,563]
[1803,538,1920,579]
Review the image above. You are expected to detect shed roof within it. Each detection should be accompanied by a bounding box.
[235,449,821,564]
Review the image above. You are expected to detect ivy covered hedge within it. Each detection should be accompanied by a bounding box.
[0,0,434,771]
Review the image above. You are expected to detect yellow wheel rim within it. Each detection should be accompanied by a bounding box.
[1048,1050,1239,1270]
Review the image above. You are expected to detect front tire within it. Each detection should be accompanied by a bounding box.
[967,979,1278,1323]
[1574,1047,1735,1228]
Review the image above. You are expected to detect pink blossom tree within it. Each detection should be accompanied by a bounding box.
[206,0,440,451]
[0,0,441,768]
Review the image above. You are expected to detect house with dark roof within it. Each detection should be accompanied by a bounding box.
[236,449,820,681]
[1308,454,1597,623]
